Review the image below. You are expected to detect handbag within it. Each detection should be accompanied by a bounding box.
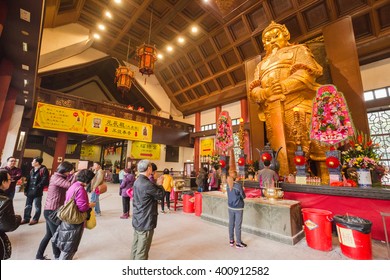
[97,184,107,194]
[57,187,87,224]
[85,209,96,230]
[0,231,12,260]
[126,187,133,199]
[47,209,61,226]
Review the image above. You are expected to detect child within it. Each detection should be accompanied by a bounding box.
[226,170,247,248]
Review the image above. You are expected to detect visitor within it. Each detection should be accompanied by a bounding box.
[119,167,136,219]
[258,160,279,195]
[196,167,207,192]
[52,169,95,260]
[35,161,75,260]
[21,156,50,225]
[3,156,22,200]
[0,169,22,260]
[131,160,164,260]
[208,167,218,191]
[90,161,104,216]
[148,163,158,183]
[161,168,174,213]
[226,170,247,249]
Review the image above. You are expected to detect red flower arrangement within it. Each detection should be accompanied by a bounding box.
[215,111,233,155]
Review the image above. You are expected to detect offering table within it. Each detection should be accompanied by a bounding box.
[201,191,304,245]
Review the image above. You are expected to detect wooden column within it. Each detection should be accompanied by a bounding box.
[240,98,251,158]
[323,16,369,134]
[0,87,17,157]
[51,132,68,172]
[194,112,201,173]
[0,58,13,116]
[215,105,221,119]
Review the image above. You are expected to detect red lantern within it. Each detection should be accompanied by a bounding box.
[115,66,134,94]
[219,159,226,168]
[261,152,272,162]
[326,156,340,168]
[238,157,245,166]
[137,43,157,76]
[294,155,305,166]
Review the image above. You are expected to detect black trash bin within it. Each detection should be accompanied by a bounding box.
[334,215,373,260]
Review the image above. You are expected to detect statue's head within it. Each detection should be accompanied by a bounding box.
[262,21,290,54]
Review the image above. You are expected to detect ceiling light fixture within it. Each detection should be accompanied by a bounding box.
[178,37,185,44]
[93,33,101,39]
[137,2,158,84]
[22,42,28,52]
[98,24,105,31]
[191,26,198,33]
[105,11,112,19]
[166,45,173,52]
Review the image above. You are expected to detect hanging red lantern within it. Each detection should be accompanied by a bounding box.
[238,157,245,166]
[219,159,226,168]
[137,43,157,76]
[115,66,134,94]
[294,155,305,166]
[326,156,340,168]
[261,152,272,162]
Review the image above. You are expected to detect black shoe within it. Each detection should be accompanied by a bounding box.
[235,242,247,249]
[36,255,50,260]
[229,240,235,247]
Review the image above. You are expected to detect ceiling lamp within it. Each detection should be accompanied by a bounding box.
[115,38,134,95]
[137,3,157,82]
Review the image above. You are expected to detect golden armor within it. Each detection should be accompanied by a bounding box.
[249,21,328,181]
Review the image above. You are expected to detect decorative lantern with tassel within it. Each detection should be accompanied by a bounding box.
[137,43,157,76]
[115,66,134,95]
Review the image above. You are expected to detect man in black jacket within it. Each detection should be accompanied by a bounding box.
[131,159,164,260]
[21,157,49,225]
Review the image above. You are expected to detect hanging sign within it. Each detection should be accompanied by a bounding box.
[200,138,214,156]
[131,141,161,160]
[33,103,85,133]
[33,102,153,142]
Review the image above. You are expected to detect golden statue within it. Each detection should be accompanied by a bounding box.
[249,21,328,180]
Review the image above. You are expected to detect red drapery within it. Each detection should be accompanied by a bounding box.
[284,192,390,241]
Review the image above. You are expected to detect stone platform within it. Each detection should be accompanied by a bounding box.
[201,191,304,245]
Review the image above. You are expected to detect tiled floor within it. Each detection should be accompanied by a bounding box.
[7,183,389,260]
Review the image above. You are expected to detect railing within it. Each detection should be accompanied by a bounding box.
[37,88,194,133]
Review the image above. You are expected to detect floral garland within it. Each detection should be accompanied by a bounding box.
[310,85,355,146]
[215,111,233,155]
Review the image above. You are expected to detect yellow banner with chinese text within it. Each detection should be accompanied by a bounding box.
[130,141,161,160]
[200,138,214,156]
[33,102,153,142]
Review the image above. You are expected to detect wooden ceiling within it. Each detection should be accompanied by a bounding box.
[33,0,390,115]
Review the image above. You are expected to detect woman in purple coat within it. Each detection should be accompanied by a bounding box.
[52,169,95,260]
[119,166,136,219]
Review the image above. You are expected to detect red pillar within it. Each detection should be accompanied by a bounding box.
[52,132,68,172]
[0,87,17,157]
[194,112,201,173]
[215,106,221,120]
[240,98,251,158]
[0,58,13,117]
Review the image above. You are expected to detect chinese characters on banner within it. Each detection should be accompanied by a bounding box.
[33,102,153,142]
[200,138,214,156]
[130,141,161,160]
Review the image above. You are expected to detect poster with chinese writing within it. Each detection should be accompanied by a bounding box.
[84,112,152,142]
[33,103,85,133]
[131,141,161,160]
[200,138,214,156]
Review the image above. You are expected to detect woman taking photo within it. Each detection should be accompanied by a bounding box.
[35,161,74,260]
[52,169,95,260]
[0,169,22,259]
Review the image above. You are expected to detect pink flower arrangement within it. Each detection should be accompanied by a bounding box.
[310,85,354,146]
[215,111,233,155]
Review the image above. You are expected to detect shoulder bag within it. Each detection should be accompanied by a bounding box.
[57,187,87,224]
[85,209,96,230]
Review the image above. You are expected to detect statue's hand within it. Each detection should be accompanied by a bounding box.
[250,87,268,103]
[270,82,283,95]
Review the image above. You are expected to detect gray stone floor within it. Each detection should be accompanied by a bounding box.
[7,182,389,260]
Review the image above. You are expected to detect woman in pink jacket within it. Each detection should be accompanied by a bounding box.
[52,169,95,260]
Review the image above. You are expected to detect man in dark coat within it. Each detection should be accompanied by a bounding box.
[4,156,22,200]
[131,159,164,260]
[21,156,49,225]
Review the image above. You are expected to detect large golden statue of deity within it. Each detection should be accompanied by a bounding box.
[249,21,328,180]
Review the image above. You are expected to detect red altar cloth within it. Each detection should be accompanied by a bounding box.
[284,191,390,241]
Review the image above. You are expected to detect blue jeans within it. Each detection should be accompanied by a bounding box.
[228,208,243,243]
[23,196,42,221]
[90,191,101,214]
